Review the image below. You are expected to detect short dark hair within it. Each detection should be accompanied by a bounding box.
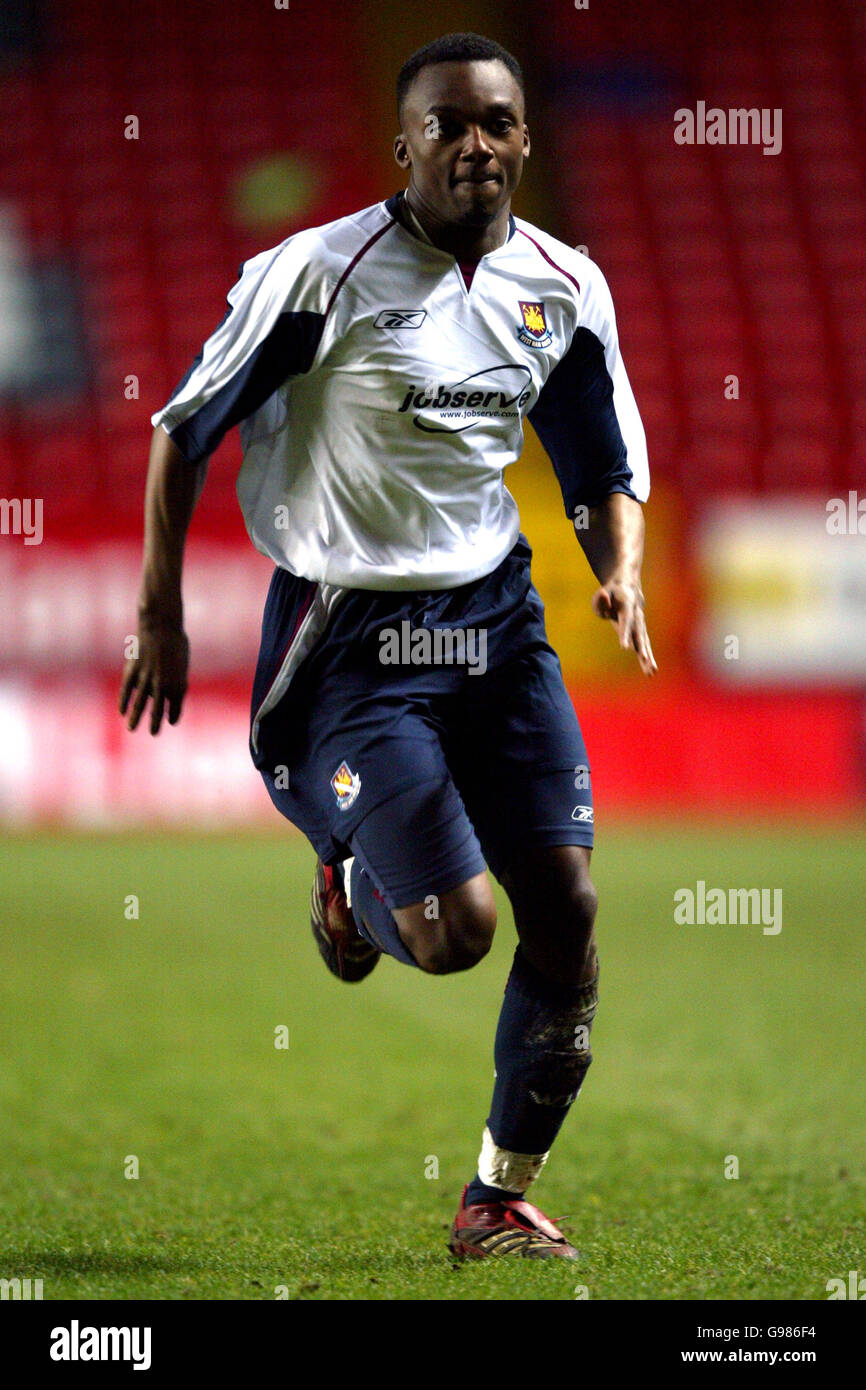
[397,32,524,120]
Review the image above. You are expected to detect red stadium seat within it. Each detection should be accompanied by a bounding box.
[5,0,859,543]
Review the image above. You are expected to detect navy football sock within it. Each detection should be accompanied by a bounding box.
[348,859,419,968]
[466,944,599,1202]
[464,1176,524,1206]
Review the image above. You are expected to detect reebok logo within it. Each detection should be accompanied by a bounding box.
[374,309,427,329]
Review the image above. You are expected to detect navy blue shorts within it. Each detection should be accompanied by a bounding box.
[249,535,593,909]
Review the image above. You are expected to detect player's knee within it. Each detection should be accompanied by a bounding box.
[443,896,497,972]
[533,870,598,980]
[410,894,497,975]
[559,874,598,967]
[569,873,598,937]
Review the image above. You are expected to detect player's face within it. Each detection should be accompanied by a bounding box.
[396,61,529,227]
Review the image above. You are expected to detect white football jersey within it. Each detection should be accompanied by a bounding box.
[152,192,649,590]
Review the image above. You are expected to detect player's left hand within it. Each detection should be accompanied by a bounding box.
[591,579,657,676]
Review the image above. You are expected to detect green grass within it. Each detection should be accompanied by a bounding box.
[0,823,864,1300]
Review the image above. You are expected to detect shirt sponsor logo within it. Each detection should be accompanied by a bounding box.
[331,761,361,810]
[374,309,427,329]
[517,300,552,349]
[397,364,533,433]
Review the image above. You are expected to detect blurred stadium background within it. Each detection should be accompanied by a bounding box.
[0,0,864,826]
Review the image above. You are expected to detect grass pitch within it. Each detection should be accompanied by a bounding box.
[0,823,863,1300]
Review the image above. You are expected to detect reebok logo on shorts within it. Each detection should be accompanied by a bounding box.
[571,805,594,822]
[331,761,361,810]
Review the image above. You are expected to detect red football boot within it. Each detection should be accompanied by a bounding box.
[449,1184,580,1259]
[310,859,380,983]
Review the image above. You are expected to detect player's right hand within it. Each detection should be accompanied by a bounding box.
[119,624,190,734]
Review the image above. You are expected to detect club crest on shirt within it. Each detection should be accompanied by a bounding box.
[331,761,361,810]
[516,300,552,348]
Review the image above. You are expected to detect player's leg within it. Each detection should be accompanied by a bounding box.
[466,841,599,1192]
[270,758,498,979]
[352,827,593,980]
[450,841,599,1259]
[250,567,500,979]
[345,778,497,974]
[502,843,598,985]
[249,566,384,979]
[445,575,601,1256]
[485,842,598,1181]
[458,834,599,1217]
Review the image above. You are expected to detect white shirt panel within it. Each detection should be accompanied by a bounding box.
[152,198,648,590]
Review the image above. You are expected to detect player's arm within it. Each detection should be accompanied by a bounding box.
[120,234,331,735]
[120,426,208,734]
[527,254,655,675]
[576,491,656,676]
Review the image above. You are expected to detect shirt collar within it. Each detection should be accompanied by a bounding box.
[384,190,516,249]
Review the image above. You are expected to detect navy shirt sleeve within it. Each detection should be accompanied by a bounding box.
[528,326,638,518]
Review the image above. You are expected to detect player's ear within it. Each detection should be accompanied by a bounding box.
[523,124,531,159]
[394,133,411,169]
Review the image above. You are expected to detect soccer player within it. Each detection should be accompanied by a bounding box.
[120,32,655,1260]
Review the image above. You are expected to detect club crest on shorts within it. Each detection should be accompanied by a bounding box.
[331,761,361,810]
[516,300,552,348]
